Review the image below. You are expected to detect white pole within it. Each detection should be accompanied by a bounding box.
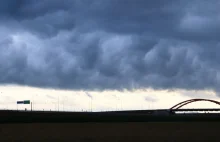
[63,96,64,111]
[31,102,32,111]
[58,96,59,111]
[91,98,92,112]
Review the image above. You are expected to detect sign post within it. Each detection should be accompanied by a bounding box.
[16,100,31,111]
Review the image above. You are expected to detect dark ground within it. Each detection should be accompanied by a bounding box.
[0,110,219,141]
[0,122,219,142]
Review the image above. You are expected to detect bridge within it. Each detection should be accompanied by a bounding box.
[169,98,220,114]
[106,98,220,115]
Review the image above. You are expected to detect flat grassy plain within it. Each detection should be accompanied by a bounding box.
[0,110,219,141]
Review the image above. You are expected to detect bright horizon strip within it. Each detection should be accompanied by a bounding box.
[0,85,219,112]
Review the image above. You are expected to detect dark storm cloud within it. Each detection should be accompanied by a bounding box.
[0,0,220,92]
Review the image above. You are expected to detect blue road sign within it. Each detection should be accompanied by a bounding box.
[17,101,24,104]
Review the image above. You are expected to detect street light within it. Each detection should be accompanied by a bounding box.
[85,92,93,112]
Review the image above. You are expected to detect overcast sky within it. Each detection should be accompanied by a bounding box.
[1,0,220,92]
[0,0,220,111]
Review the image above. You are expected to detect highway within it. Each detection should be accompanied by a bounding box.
[0,109,220,123]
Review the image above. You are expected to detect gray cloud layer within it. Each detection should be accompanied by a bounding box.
[0,0,220,92]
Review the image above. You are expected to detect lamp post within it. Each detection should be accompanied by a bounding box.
[58,95,59,111]
[32,94,38,111]
[85,92,93,112]
[90,97,92,112]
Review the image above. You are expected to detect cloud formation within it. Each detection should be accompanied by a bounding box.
[0,0,220,92]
